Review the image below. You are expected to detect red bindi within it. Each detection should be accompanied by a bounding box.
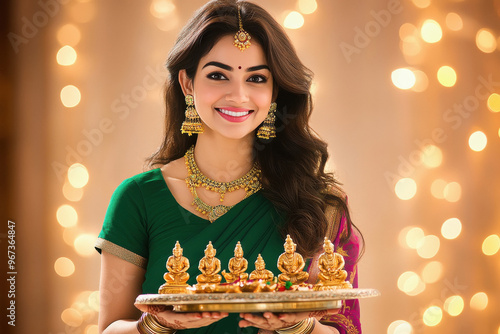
[238,66,242,69]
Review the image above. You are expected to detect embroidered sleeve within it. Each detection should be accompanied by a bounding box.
[320,200,362,334]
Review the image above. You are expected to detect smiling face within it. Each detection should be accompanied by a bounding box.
[179,34,274,140]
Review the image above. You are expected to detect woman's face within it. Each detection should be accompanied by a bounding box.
[180,34,274,140]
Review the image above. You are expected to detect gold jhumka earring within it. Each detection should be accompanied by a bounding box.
[256,102,277,139]
[234,5,251,51]
[180,94,203,136]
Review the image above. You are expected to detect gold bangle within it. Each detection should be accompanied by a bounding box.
[275,317,315,334]
[137,312,177,334]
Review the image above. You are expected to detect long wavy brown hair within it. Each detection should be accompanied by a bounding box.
[147,0,363,258]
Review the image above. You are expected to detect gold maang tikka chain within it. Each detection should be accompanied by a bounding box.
[184,146,262,222]
[233,5,251,51]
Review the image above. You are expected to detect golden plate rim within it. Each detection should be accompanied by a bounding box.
[135,288,380,313]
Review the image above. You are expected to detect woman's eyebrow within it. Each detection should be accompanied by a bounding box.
[202,61,232,71]
[202,61,270,72]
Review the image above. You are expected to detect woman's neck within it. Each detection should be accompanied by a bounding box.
[193,132,255,182]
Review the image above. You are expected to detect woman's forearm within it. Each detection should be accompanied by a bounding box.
[102,319,139,334]
[312,320,340,334]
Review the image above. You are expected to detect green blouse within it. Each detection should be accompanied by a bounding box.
[95,168,287,333]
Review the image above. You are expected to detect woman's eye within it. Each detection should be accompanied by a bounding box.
[207,72,227,80]
[248,75,267,83]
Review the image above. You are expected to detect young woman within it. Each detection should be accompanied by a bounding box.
[95,1,363,333]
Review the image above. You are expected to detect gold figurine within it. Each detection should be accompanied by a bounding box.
[277,235,309,285]
[249,254,274,282]
[196,242,222,284]
[314,237,352,290]
[222,241,249,283]
[158,241,191,294]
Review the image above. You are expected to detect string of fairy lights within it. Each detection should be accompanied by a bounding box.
[48,0,499,333]
[53,1,98,332]
[389,0,500,333]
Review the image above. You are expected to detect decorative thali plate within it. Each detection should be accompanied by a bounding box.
[135,288,380,313]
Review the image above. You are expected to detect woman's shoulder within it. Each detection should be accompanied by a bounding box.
[160,157,187,181]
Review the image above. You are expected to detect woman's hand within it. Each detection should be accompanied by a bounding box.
[239,309,339,332]
[136,304,228,330]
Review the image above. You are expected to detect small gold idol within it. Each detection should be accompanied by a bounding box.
[222,241,249,283]
[196,242,222,285]
[314,237,352,290]
[277,235,309,285]
[249,254,274,282]
[158,241,191,294]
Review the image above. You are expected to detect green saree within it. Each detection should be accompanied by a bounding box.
[95,168,287,333]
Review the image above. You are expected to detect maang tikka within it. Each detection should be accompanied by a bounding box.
[234,5,251,51]
[180,94,204,136]
[257,102,277,139]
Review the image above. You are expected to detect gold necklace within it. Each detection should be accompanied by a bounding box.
[184,145,262,222]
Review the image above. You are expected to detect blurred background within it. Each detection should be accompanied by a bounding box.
[1,0,500,333]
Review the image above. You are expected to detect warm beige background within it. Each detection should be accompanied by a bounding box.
[6,0,500,333]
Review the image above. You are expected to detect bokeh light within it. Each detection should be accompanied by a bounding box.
[85,324,99,334]
[391,68,416,90]
[468,131,487,152]
[482,234,500,256]
[68,163,89,188]
[470,292,488,310]
[74,234,97,257]
[406,227,425,249]
[89,291,100,312]
[444,295,465,316]
[150,0,175,18]
[421,144,442,168]
[443,181,462,202]
[441,218,462,239]
[63,180,84,202]
[430,179,447,199]
[387,320,413,334]
[284,11,305,29]
[412,0,431,9]
[54,257,76,277]
[421,261,443,284]
[476,29,497,53]
[423,306,442,326]
[416,235,440,258]
[57,45,77,66]
[154,14,180,31]
[437,66,457,87]
[57,204,78,228]
[411,70,429,92]
[57,24,81,46]
[63,227,80,247]
[421,20,442,43]
[487,93,500,112]
[298,0,317,15]
[61,308,83,327]
[445,12,463,31]
[399,23,418,40]
[60,85,82,108]
[395,178,417,200]
[397,271,425,296]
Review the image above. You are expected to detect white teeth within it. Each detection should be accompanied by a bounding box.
[218,108,250,117]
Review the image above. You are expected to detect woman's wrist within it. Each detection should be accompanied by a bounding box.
[275,318,315,334]
[137,312,177,334]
